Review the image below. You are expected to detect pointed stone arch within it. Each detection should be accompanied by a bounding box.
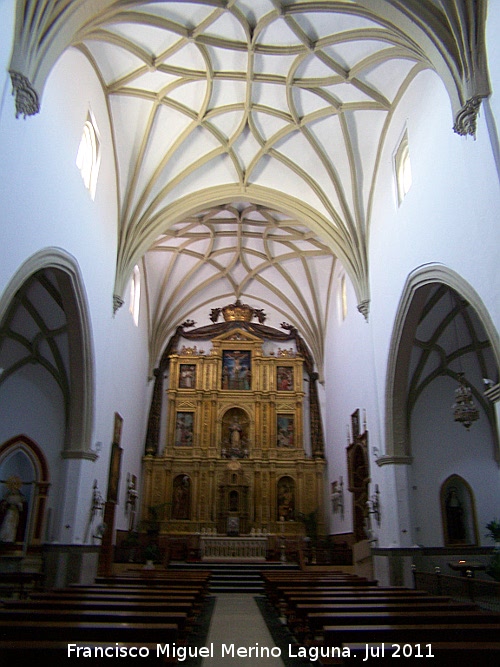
[384,263,500,464]
[0,248,95,459]
[113,184,371,321]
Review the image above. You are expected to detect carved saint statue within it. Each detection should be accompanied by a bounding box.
[0,475,26,543]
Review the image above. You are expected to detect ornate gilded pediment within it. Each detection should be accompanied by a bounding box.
[211,327,264,345]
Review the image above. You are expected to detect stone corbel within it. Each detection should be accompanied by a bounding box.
[453,96,483,138]
[357,299,370,321]
[113,294,124,314]
[375,455,413,467]
[9,70,40,118]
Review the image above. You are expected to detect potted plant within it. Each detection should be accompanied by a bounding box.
[485,519,500,542]
[298,510,319,564]
[143,542,162,569]
[121,530,139,563]
[485,519,500,581]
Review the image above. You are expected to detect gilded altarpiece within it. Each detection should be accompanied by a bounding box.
[142,306,326,537]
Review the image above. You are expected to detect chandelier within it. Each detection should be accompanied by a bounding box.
[452,372,479,429]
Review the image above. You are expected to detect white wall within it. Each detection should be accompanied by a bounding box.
[365,67,500,545]
[323,265,386,539]
[410,375,498,546]
[324,42,500,548]
[485,0,500,184]
[0,17,151,543]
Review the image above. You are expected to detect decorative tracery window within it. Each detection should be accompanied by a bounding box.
[76,110,101,200]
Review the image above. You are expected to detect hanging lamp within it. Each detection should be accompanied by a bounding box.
[452,372,479,429]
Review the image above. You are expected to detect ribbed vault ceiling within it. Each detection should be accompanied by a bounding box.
[8,1,490,373]
[144,203,335,375]
[80,0,429,371]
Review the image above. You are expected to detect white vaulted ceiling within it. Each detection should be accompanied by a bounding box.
[144,203,336,374]
[9,1,490,373]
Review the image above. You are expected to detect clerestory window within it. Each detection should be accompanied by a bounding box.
[76,110,101,200]
[395,130,412,206]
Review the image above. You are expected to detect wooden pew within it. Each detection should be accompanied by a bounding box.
[0,641,176,665]
[264,581,382,607]
[0,573,213,663]
[0,578,207,659]
[280,588,432,603]
[0,571,44,598]
[322,622,500,647]
[28,589,198,599]
[262,569,500,664]
[28,590,199,604]
[286,599,475,627]
[261,571,377,601]
[0,619,179,643]
[289,599,475,620]
[288,602,488,642]
[0,608,190,636]
[305,609,500,640]
[2,598,194,614]
[95,572,210,587]
[283,594,462,615]
[274,587,435,615]
[320,642,500,666]
[279,585,422,598]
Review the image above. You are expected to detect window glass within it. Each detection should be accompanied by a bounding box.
[76,110,101,199]
[395,131,412,205]
[130,265,141,326]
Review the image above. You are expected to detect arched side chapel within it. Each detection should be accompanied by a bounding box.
[0,435,50,550]
[0,1,499,587]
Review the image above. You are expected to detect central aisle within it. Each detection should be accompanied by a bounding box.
[201,594,285,666]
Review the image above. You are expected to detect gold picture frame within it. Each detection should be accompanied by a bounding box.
[107,412,123,503]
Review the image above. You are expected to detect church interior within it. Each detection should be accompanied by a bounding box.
[1,0,500,660]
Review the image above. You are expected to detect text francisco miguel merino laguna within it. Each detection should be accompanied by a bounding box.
[67,642,435,660]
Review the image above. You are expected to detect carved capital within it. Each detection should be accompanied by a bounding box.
[357,299,370,321]
[113,293,124,314]
[453,96,483,138]
[9,70,40,118]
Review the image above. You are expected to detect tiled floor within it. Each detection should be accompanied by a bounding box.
[201,594,285,666]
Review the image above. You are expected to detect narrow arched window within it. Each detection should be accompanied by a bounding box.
[76,110,101,200]
[338,273,347,321]
[130,265,141,326]
[341,274,347,320]
[395,130,412,206]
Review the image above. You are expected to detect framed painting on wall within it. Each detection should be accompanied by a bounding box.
[179,364,196,389]
[107,442,123,503]
[277,366,293,391]
[175,412,194,447]
[277,414,294,448]
[107,412,123,503]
